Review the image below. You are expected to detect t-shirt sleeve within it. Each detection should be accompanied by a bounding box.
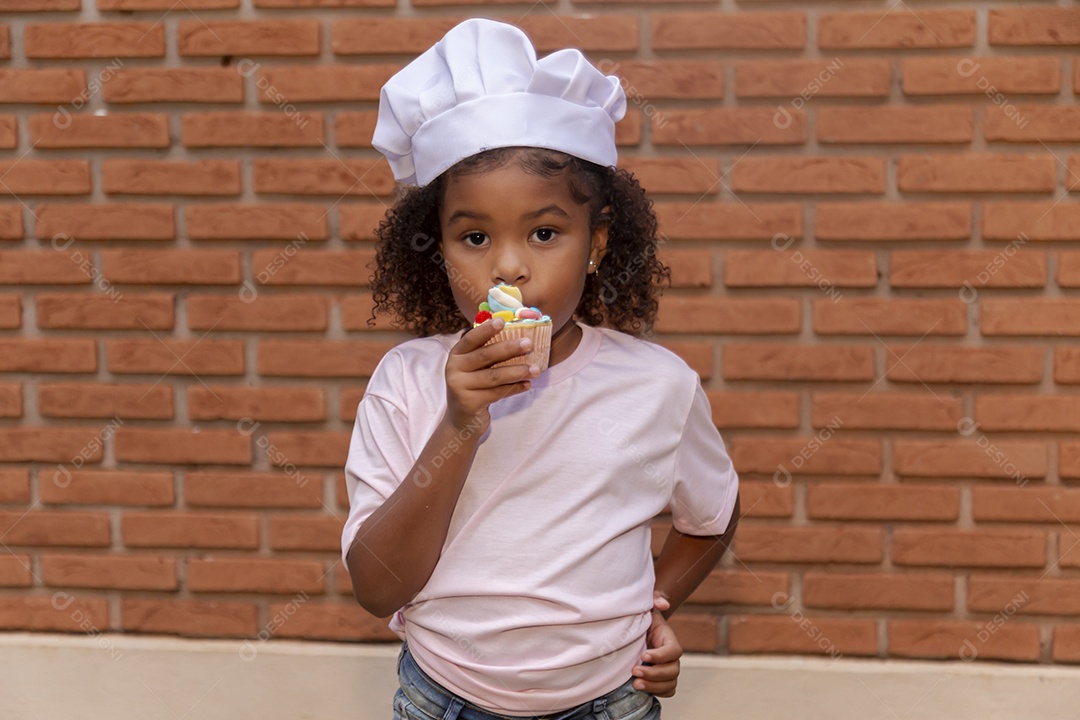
[340,392,417,568]
[668,380,740,537]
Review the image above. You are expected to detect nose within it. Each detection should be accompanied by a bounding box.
[491,242,528,287]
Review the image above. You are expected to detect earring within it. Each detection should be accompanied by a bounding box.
[588,259,597,274]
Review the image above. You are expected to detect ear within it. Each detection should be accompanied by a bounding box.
[589,205,611,272]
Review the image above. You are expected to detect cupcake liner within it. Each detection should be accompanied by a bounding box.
[483,323,552,373]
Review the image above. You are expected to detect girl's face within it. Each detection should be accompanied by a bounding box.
[437,160,608,340]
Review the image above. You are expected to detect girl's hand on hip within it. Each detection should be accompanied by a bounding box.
[444,318,539,432]
[633,593,682,697]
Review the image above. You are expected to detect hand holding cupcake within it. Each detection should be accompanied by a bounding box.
[474,284,552,373]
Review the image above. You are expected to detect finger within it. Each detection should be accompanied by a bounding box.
[459,337,536,374]
[652,595,671,611]
[471,363,540,393]
[633,660,679,684]
[451,318,505,356]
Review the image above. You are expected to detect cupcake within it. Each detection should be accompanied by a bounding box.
[473,284,552,373]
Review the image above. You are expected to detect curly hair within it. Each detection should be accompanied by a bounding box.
[367,146,670,338]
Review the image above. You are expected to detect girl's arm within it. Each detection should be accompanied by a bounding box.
[346,318,538,618]
[652,491,741,618]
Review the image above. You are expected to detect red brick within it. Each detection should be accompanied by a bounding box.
[981,299,1080,336]
[187,293,327,332]
[652,12,804,50]
[724,344,875,382]
[253,158,393,196]
[511,16,643,53]
[902,56,1061,95]
[819,10,975,49]
[706,391,799,429]
[106,339,244,376]
[729,615,877,656]
[122,599,257,638]
[890,250,1046,288]
[39,382,172,420]
[812,392,963,431]
[116,428,251,465]
[1056,349,1080,385]
[186,203,328,240]
[1062,442,1080,479]
[889,619,1038,662]
[973,486,1080,523]
[687,569,789,606]
[0,427,108,463]
[338,386,368,421]
[893,529,1046,568]
[730,438,881,477]
[657,249,713,288]
[0,295,19,328]
[1053,625,1080,663]
[179,20,320,57]
[269,515,340,551]
[618,158,720,196]
[653,108,806,146]
[0,159,90,194]
[816,202,971,241]
[0,469,30,504]
[0,26,6,59]
[974,395,1080,432]
[268,600,398,642]
[732,158,885,194]
[123,512,258,549]
[35,203,174,240]
[339,203,387,241]
[815,298,965,336]
[42,554,177,591]
[340,295,397,331]
[334,112,379,149]
[986,106,1080,143]
[187,558,326,594]
[0,511,110,547]
[808,483,960,522]
[102,160,241,196]
[736,58,889,98]
[655,297,799,334]
[969,577,1080,615]
[29,114,169,149]
[0,339,96,373]
[188,386,325,422]
[886,345,1043,384]
[668,615,719,653]
[726,249,877,287]
[0,382,20,417]
[100,0,237,9]
[251,249,373,288]
[603,60,724,100]
[655,202,802,241]
[818,106,973,144]
[185,471,323,509]
[0,555,32,587]
[39,469,174,507]
[263,431,349,468]
[0,0,80,9]
[805,571,954,611]
[182,112,324,148]
[736,526,882,563]
[989,8,1080,46]
[104,68,243,103]
[255,64,396,102]
[25,22,164,58]
[101,249,240,285]
[1060,252,1080,287]
[899,154,1056,193]
[894,440,1047,479]
[258,340,396,377]
[738,480,793,519]
[0,596,109,633]
[0,250,89,285]
[37,292,174,330]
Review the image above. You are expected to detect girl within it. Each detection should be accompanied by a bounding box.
[343,18,741,720]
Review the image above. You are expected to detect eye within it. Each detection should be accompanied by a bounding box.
[462,232,488,247]
[531,228,558,243]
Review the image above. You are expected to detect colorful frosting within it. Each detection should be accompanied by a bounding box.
[473,284,551,327]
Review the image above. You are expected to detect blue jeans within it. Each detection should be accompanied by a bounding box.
[394,641,662,720]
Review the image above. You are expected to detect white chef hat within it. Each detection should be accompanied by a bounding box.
[371,17,627,187]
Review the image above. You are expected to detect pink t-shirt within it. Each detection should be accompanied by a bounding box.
[341,321,739,716]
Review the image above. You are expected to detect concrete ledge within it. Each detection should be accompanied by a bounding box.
[2,633,1078,719]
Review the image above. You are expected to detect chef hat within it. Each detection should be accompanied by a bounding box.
[371,17,627,187]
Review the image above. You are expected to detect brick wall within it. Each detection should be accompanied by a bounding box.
[1,1,1078,664]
